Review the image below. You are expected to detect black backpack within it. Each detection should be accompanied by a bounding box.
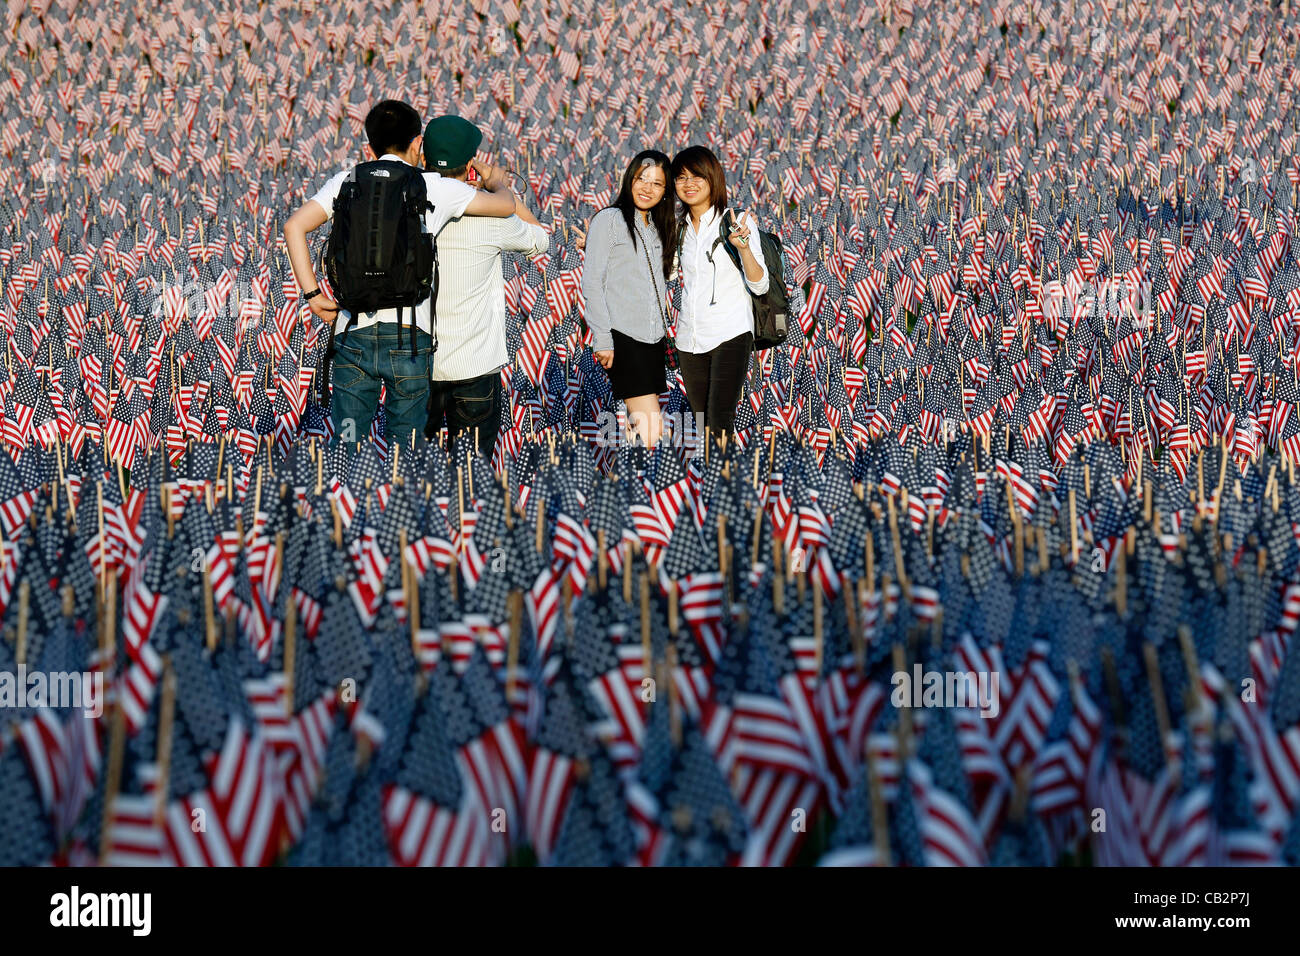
[716,213,789,350]
[320,160,437,397]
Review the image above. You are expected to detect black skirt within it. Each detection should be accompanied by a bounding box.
[608,329,667,399]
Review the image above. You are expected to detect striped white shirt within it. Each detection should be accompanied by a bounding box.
[432,213,548,381]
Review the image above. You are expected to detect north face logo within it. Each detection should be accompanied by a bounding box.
[370,169,391,178]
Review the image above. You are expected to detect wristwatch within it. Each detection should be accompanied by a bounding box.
[303,288,321,301]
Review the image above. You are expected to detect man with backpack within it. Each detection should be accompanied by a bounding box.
[283,99,517,445]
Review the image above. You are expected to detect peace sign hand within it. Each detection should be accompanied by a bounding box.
[727,209,753,250]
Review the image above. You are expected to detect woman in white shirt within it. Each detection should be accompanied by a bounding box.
[669,145,768,437]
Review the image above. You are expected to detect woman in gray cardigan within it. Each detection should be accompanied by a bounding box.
[581,150,676,447]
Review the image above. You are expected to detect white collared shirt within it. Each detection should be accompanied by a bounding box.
[676,207,768,353]
[309,153,479,336]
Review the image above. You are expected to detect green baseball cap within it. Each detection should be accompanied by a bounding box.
[423,115,482,170]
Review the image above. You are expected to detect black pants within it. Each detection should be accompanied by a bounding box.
[425,371,502,460]
[677,332,753,434]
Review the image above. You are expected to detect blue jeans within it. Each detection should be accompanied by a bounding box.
[329,325,433,445]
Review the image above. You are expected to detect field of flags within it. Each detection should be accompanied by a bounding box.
[1,0,1300,866]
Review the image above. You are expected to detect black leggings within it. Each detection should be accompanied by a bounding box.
[677,332,753,433]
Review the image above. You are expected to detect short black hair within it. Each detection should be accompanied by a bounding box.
[364,100,421,157]
[439,164,469,179]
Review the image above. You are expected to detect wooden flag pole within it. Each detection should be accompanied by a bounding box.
[639,572,651,680]
[97,481,106,600]
[885,494,909,597]
[1068,487,1079,564]
[98,698,127,865]
[399,525,412,636]
[716,513,727,579]
[203,567,217,652]
[667,578,679,636]
[153,655,177,825]
[865,738,891,865]
[507,590,523,702]
[502,473,514,530]
[865,531,875,596]
[812,577,823,674]
[623,540,633,604]
[1195,452,1206,527]
[666,644,682,747]
[534,493,545,554]
[283,591,297,717]
[1115,534,1128,616]
[1007,478,1025,577]
[54,441,65,518]
[892,643,913,758]
[597,528,608,589]
[750,494,765,570]
[562,574,575,645]
[772,534,784,615]
[15,579,29,668]
[104,569,118,669]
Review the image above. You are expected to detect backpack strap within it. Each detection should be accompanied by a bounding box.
[718,210,745,275]
[335,307,359,347]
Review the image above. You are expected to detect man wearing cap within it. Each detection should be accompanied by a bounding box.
[422,114,549,460]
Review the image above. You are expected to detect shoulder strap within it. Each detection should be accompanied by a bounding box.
[718,210,743,273]
[637,230,671,338]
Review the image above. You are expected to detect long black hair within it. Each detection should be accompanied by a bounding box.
[608,149,675,281]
